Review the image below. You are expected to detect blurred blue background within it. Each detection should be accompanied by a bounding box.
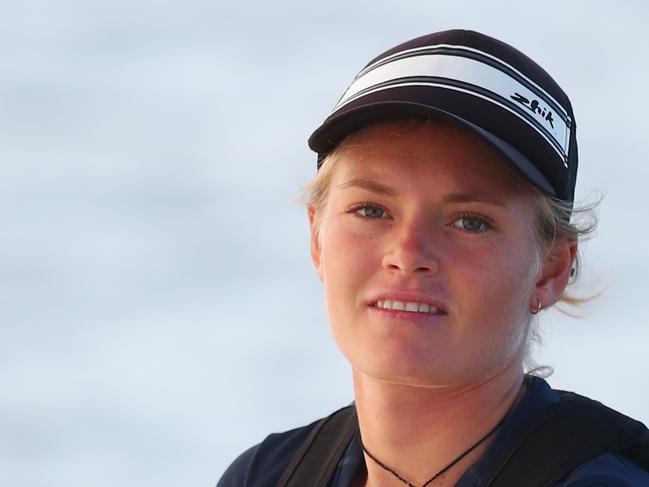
[1,1,647,485]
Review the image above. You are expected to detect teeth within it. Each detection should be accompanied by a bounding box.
[376,299,439,314]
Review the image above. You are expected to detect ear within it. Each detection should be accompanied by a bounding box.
[532,239,577,310]
[308,205,324,282]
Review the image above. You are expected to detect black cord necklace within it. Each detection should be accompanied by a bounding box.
[360,413,509,487]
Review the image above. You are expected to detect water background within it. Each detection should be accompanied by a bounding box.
[1,1,648,485]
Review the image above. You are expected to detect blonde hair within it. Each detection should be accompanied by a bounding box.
[532,191,600,306]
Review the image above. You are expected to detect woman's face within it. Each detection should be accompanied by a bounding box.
[309,120,570,388]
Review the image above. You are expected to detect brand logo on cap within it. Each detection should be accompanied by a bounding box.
[510,92,555,130]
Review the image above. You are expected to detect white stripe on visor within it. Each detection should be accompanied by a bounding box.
[334,50,571,164]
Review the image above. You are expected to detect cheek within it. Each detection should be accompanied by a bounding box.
[454,240,537,329]
[495,253,537,318]
[318,220,383,345]
[320,211,379,271]
[487,246,538,341]
[320,220,369,301]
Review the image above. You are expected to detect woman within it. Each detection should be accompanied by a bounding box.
[218,29,649,486]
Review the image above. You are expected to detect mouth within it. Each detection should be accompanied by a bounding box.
[372,299,447,315]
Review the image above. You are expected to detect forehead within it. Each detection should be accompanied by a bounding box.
[329,119,531,197]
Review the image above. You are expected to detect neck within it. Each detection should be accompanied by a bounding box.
[353,365,525,486]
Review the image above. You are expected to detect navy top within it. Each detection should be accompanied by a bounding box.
[217,377,649,486]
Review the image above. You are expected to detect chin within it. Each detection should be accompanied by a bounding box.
[353,351,456,388]
[354,349,520,390]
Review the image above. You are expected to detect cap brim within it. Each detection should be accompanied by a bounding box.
[309,101,555,196]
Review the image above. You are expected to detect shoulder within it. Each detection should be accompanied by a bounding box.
[466,377,649,486]
[558,453,649,486]
[525,379,649,486]
[216,416,324,487]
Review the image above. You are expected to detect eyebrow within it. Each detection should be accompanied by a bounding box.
[338,178,506,207]
[337,178,398,196]
[443,192,506,208]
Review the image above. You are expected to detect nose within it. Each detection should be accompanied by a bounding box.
[382,220,440,275]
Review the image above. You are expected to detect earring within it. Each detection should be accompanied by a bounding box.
[530,299,542,315]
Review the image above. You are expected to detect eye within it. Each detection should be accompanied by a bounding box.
[348,202,390,219]
[452,214,492,232]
